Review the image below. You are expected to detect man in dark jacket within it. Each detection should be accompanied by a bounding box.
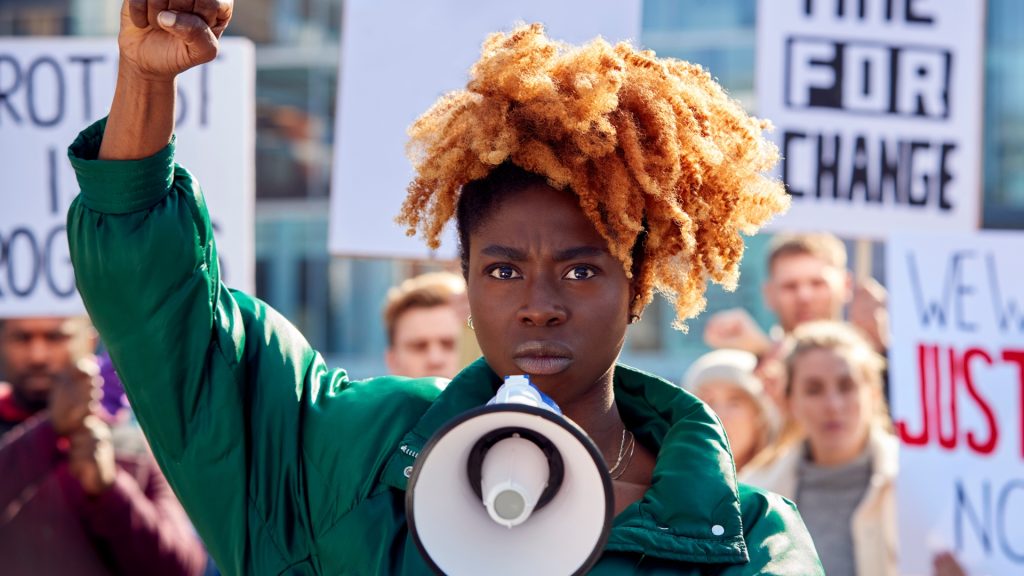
[0,317,208,576]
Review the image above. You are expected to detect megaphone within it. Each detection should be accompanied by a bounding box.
[406,376,614,575]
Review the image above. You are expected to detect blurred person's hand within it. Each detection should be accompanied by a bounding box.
[932,551,967,576]
[703,309,772,356]
[118,0,233,82]
[68,415,117,496]
[49,357,101,436]
[850,277,889,352]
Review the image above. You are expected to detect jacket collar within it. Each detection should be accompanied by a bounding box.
[382,358,749,565]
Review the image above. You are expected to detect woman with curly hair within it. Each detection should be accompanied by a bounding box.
[67,1,821,574]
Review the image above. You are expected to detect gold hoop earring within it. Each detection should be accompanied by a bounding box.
[467,315,474,330]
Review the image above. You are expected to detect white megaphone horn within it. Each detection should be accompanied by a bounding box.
[406,375,614,576]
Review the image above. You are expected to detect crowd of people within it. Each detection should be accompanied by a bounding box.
[687,233,966,576]
[0,232,970,575]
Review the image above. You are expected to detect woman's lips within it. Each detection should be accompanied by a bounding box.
[821,421,845,434]
[513,341,573,375]
[513,356,573,375]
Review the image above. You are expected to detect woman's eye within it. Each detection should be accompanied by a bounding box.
[564,265,596,280]
[488,266,521,280]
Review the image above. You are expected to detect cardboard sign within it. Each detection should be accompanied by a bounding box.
[758,0,985,238]
[329,0,642,259]
[0,37,254,318]
[888,231,1024,575]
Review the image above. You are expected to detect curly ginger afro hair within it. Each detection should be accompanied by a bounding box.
[398,23,789,330]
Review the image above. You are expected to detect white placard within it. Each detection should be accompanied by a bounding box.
[329,0,642,259]
[888,231,1024,575]
[757,0,986,238]
[0,37,255,318]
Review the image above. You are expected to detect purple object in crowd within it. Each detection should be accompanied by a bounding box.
[98,351,129,418]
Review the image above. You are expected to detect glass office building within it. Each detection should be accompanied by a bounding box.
[2,0,1021,379]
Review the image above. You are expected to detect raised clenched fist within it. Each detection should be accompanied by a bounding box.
[118,0,234,82]
[702,308,772,357]
[50,356,102,436]
[68,415,117,496]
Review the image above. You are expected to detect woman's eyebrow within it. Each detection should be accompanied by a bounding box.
[480,245,527,261]
[553,246,608,262]
[479,245,608,262]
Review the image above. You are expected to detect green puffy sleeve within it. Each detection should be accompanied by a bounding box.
[725,485,824,575]
[66,118,420,575]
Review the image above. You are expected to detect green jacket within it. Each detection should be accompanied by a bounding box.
[67,119,822,575]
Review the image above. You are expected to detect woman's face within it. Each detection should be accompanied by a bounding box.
[696,381,760,468]
[466,182,633,406]
[788,347,875,466]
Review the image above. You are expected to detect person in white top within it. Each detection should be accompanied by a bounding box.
[741,321,964,576]
[682,349,778,472]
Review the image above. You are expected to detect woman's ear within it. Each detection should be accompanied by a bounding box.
[628,281,642,320]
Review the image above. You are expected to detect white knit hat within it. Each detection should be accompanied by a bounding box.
[682,349,762,395]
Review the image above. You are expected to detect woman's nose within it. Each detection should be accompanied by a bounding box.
[517,276,567,327]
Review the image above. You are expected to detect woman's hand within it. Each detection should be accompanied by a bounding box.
[100,0,233,160]
[118,0,233,82]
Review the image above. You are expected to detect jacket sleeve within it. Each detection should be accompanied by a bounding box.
[722,484,824,576]
[66,118,343,575]
[0,415,62,507]
[59,454,207,576]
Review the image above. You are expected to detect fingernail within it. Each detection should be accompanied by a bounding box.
[158,10,177,27]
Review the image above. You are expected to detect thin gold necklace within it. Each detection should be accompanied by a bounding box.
[608,428,636,480]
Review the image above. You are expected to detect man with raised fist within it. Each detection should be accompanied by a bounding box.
[0,317,206,576]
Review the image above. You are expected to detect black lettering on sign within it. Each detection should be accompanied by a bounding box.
[0,54,21,125]
[3,227,41,297]
[782,131,808,197]
[779,130,956,210]
[27,56,64,127]
[0,224,78,301]
[955,479,1024,564]
[803,0,936,24]
[0,54,23,126]
[0,52,108,128]
[68,54,105,121]
[48,147,59,215]
[997,480,1024,562]
[816,133,841,199]
[905,250,979,330]
[785,36,951,119]
[200,63,210,127]
[956,479,992,556]
[176,52,220,129]
[987,253,1024,334]
[44,226,76,298]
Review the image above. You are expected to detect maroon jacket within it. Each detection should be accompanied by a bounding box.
[0,385,207,576]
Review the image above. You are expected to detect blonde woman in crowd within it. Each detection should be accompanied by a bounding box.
[741,321,965,576]
[682,349,777,472]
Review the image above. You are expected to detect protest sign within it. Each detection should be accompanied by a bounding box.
[758,0,985,237]
[329,0,642,259]
[888,231,1024,575]
[0,37,254,318]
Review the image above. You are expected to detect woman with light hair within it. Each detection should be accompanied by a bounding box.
[67,2,823,571]
[741,321,965,576]
[683,349,777,472]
